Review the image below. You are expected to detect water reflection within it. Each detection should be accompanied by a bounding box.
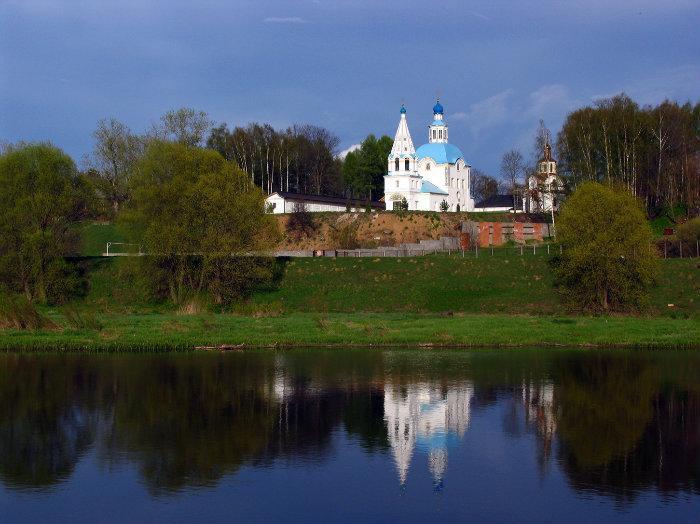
[384,381,473,488]
[0,350,698,505]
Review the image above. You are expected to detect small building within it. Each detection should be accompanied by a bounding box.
[525,141,561,213]
[473,194,522,213]
[265,192,383,214]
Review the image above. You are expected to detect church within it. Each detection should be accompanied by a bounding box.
[384,100,474,212]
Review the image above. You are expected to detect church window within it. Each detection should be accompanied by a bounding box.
[457,163,460,171]
[439,130,443,139]
[426,163,431,171]
[405,158,410,171]
[394,158,399,171]
[432,130,436,139]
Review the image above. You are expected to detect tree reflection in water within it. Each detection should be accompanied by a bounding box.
[0,350,698,501]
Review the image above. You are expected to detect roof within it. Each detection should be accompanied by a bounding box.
[421,180,449,195]
[433,100,444,114]
[430,119,445,126]
[268,192,383,209]
[416,143,464,164]
[474,194,516,209]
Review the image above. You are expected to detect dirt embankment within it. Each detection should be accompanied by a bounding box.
[276,211,473,250]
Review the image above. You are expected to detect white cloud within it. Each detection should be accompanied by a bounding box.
[337,143,361,159]
[464,90,513,138]
[263,16,308,24]
[525,84,578,120]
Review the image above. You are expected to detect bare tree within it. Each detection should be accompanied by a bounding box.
[500,149,525,212]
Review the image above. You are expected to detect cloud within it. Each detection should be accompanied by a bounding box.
[470,11,490,20]
[525,84,578,120]
[337,143,361,159]
[463,90,513,138]
[263,17,308,24]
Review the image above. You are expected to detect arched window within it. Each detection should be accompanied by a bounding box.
[432,130,436,139]
[426,163,431,171]
[457,163,460,171]
[395,158,399,171]
[405,158,410,171]
[439,130,443,139]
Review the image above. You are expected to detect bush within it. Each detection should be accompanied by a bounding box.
[0,295,57,330]
[329,223,360,249]
[286,202,318,239]
[550,182,658,312]
[63,306,103,331]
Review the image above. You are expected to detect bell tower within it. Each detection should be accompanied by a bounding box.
[428,99,448,144]
[388,104,416,174]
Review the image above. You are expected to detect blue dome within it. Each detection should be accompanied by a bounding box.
[400,104,406,114]
[433,100,444,115]
[416,143,464,164]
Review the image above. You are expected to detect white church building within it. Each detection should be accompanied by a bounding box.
[384,100,475,212]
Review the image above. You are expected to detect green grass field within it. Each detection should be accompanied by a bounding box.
[2,312,698,351]
[2,225,698,350]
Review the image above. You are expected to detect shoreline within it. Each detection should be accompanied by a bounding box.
[1,312,698,352]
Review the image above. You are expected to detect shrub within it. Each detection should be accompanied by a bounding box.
[0,295,57,330]
[550,182,658,312]
[286,202,318,239]
[329,224,360,249]
[63,306,103,331]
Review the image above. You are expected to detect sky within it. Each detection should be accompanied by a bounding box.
[1,0,699,176]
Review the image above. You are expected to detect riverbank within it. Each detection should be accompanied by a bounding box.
[1,312,698,351]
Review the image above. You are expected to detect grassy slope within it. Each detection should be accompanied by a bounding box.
[243,255,699,318]
[2,226,698,349]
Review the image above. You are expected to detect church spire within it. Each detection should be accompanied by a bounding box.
[391,104,415,156]
[389,104,416,174]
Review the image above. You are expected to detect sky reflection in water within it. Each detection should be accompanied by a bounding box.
[0,349,698,523]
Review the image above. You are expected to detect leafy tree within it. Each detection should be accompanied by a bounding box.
[90,118,144,214]
[439,199,449,212]
[342,134,392,201]
[151,107,212,147]
[0,144,90,303]
[120,141,280,305]
[550,182,658,312]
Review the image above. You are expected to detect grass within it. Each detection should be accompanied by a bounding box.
[78,222,124,256]
[1,312,698,351]
[1,237,698,350]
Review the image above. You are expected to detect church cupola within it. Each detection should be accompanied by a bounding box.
[388,104,416,174]
[428,99,448,144]
[537,141,557,177]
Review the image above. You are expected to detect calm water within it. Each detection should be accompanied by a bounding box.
[0,349,699,523]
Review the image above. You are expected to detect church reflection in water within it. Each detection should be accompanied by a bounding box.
[384,381,473,488]
[0,350,699,503]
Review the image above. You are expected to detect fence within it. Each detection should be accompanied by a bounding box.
[659,239,700,259]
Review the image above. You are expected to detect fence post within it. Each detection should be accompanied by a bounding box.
[520,245,523,256]
[547,244,550,255]
[664,241,667,259]
[680,242,682,258]
[491,246,494,256]
[533,244,536,255]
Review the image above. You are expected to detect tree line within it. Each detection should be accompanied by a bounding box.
[557,95,700,214]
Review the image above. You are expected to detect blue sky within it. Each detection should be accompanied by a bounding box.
[1,0,699,176]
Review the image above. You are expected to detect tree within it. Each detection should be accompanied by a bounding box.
[500,149,524,212]
[342,134,392,202]
[0,144,91,303]
[471,168,499,202]
[439,199,449,212]
[90,118,143,214]
[285,202,318,240]
[550,182,658,312]
[152,108,212,147]
[120,141,280,306]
